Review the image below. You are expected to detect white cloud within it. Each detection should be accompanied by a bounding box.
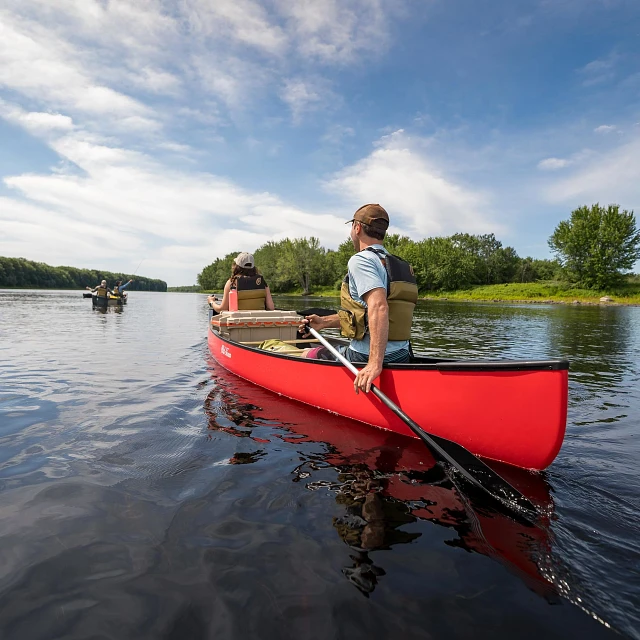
[0,101,74,135]
[0,0,408,132]
[326,131,498,237]
[180,0,287,55]
[276,0,390,63]
[322,124,355,145]
[594,124,617,134]
[0,15,153,121]
[127,67,183,97]
[544,135,640,210]
[578,52,620,86]
[2,0,414,284]
[0,128,351,284]
[191,54,269,111]
[280,78,338,123]
[538,157,572,170]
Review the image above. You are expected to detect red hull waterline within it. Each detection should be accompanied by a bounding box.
[208,328,569,470]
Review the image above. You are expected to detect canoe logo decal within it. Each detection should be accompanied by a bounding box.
[221,345,232,358]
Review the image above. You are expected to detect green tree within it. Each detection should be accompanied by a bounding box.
[277,237,325,295]
[254,241,294,292]
[197,252,238,290]
[513,257,562,283]
[549,204,640,288]
[424,237,477,290]
[325,240,355,289]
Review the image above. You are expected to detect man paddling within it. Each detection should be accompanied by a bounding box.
[300,204,418,394]
[86,280,111,297]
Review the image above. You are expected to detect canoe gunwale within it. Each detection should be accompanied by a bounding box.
[210,327,569,372]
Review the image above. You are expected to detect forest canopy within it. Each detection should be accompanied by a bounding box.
[0,257,167,291]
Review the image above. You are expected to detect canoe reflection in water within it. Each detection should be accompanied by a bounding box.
[203,359,558,600]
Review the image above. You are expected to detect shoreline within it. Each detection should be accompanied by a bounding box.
[420,296,640,307]
[195,290,640,306]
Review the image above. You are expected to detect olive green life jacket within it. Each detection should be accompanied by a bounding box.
[95,287,108,298]
[234,275,267,311]
[338,248,418,341]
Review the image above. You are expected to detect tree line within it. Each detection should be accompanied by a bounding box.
[0,257,167,292]
[198,204,640,294]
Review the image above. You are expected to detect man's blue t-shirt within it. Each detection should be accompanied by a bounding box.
[346,245,410,355]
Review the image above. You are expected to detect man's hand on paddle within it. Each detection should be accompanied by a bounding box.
[353,362,382,394]
[299,314,323,336]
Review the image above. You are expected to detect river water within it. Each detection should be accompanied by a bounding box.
[0,290,638,639]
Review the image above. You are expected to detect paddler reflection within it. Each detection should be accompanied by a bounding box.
[203,363,557,600]
[331,466,421,595]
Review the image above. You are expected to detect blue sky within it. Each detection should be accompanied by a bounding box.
[0,0,639,285]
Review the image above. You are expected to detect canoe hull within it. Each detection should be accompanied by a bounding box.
[208,328,568,470]
[92,296,127,306]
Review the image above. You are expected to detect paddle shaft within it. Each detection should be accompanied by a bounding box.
[307,327,539,521]
[307,328,476,471]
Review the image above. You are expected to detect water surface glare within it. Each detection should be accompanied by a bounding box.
[0,290,638,639]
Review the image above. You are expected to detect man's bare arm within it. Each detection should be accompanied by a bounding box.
[354,287,388,393]
[299,313,340,334]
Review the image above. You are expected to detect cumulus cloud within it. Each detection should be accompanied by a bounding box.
[0,126,350,284]
[0,101,74,135]
[594,124,617,134]
[0,15,154,121]
[276,0,390,63]
[578,52,620,86]
[538,157,571,170]
[326,131,498,237]
[180,0,287,55]
[280,77,338,123]
[544,135,640,210]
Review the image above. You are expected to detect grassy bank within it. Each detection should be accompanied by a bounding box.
[263,281,640,305]
[423,282,640,305]
[185,281,640,305]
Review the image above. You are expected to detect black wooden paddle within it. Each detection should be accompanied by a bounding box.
[307,326,540,522]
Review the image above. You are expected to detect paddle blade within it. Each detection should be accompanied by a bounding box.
[296,307,337,317]
[416,427,539,520]
[369,386,540,521]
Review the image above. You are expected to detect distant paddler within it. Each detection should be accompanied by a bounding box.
[113,279,133,299]
[86,280,111,298]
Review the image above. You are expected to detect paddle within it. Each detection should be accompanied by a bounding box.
[296,307,336,317]
[306,326,540,522]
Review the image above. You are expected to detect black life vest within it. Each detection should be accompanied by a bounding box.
[339,247,418,341]
[233,275,267,310]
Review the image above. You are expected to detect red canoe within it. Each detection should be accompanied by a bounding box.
[207,325,569,470]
